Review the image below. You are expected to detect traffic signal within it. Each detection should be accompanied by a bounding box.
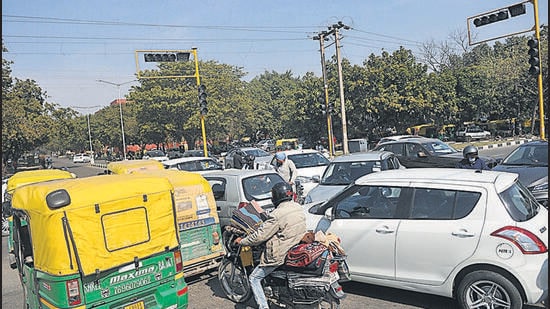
[198,84,208,115]
[473,4,526,28]
[473,10,508,27]
[144,52,190,62]
[318,96,326,114]
[328,102,335,114]
[528,39,540,75]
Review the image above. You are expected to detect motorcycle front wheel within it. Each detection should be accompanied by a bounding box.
[218,258,253,303]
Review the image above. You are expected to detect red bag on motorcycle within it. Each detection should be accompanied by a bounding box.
[284,241,331,275]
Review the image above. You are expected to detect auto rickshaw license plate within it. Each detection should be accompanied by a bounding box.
[124,301,145,309]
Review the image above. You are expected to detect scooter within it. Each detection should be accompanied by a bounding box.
[218,226,349,309]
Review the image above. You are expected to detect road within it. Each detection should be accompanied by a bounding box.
[2,144,545,308]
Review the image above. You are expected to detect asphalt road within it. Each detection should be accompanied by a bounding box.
[2,143,546,309]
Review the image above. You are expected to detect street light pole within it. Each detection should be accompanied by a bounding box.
[96,79,137,160]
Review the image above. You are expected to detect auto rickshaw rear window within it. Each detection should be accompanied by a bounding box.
[103,207,150,251]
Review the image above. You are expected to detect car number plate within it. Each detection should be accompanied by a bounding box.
[124,301,145,309]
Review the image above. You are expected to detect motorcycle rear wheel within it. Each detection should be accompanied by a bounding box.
[317,295,340,309]
[218,259,253,303]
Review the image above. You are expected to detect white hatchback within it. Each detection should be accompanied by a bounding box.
[305,168,548,308]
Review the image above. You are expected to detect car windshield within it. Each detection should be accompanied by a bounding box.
[288,152,330,168]
[244,148,270,157]
[321,161,382,185]
[501,144,548,166]
[243,173,285,201]
[421,141,457,155]
[176,159,222,172]
[498,180,540,222]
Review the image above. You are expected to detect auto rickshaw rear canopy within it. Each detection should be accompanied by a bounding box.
[6,169,75,193]
[11,174,179,276]
[107,159,165,174]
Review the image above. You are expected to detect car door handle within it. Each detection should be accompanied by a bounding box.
[375,226,395,234]
[452,229,475,238]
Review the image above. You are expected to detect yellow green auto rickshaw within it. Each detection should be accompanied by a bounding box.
[10,173,188,308]
[3,169,76,267]
[123,168,225,277]
[106,159,165,174]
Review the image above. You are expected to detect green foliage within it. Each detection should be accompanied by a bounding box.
[2,27,548,161]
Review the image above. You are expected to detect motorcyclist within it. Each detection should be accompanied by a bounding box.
[234,182,306,309]
[456,145,489,170]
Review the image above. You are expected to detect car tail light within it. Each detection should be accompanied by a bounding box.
[66,279,82,306]
[174,250,184,272]
[491,226,548,254]
[238,202,248,209]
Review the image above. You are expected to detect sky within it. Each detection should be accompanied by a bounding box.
[2,0,548,114]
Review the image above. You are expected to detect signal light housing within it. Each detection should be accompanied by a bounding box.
[198,84,208,115]
[527,39,540,76]
[144,52,190,62]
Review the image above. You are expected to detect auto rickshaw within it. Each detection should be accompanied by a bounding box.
[3,169,76,267]
[124,168,225,277]
[106,159,165,174]
[10,173,188,308]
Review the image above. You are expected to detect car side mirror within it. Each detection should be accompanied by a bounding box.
[312,175,320,183]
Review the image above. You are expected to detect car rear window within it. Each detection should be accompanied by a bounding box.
[498,180,540,222]
[243,173,285,201]
[288,153,330,168]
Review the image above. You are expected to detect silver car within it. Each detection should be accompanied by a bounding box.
[202,169,286,228]
[304,151,404,204]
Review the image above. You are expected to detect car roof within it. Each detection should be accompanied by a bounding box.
[163,157,215,165]
[331,151,395,162]
[376,136,442,145]
[202,169,280,177]
[278,149,322,155]
[355,168,517,192]
[518,140,548,147]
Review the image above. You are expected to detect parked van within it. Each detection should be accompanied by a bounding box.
[9,173,188,308]
[124,169,225,277]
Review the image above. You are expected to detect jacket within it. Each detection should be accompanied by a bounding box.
[275,159,298,184]
[456,157,489,170]
[240,200,306,267]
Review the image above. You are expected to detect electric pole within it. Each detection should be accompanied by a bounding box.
[332,21,350,154]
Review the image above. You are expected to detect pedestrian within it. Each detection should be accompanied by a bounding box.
[273,152,297,185]
[233,151,244,169]
[456,145,489,170]
[234,182,306,309]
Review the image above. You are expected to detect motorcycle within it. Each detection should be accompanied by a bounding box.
[218,226,349,309]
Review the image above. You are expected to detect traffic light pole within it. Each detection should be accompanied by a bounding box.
[316,32,335,158]
[532,0,546,140]
[192,47,209,157]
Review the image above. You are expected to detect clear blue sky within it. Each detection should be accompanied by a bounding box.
[2,0,548,113]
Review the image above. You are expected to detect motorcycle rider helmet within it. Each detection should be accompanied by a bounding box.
[462,145,478,164]
[271,182,293,207]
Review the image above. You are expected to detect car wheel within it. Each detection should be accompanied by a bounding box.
[456,270,523,309]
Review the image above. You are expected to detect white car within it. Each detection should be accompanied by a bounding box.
[72,154,91,163]
[305,168,548,308]
[269,149,330,198]
[304,151,404,204]
[162,157,223,174]
[142,150,169,162]
[455,125,491,142]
